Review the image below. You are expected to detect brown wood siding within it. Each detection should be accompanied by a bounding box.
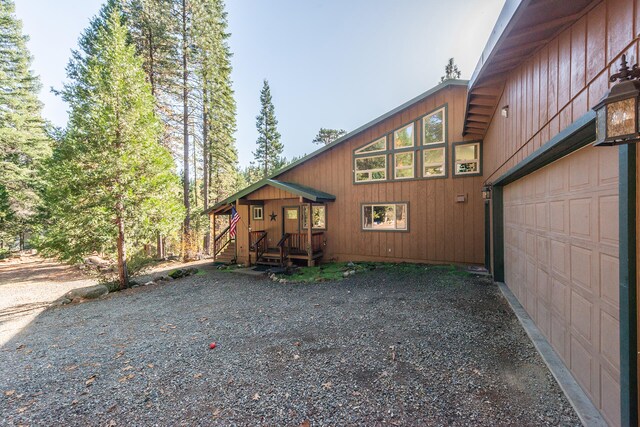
[483,0,638,184]
[234,85,483,265]
[271,85,484,265]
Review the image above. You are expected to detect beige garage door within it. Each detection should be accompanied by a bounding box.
[503,144,620,426]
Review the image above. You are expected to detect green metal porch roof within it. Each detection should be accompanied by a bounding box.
[207,179,335,213]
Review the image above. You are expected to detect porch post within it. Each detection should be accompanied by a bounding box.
[307,202,314,267]
[211,211,216,261]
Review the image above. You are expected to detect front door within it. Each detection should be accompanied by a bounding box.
[283,207,300,234]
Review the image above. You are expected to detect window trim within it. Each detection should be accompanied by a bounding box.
[393,122,415,149]
[422,146,447,178]
[354,135,387,155]
[394,151,415,180]
[361,202,409,232]
[452,141,482,177]
[422,106,447,146]
[354,154,388,183]
[301,204,327,230]
[252,205,264,220]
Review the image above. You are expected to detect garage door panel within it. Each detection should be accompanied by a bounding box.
[569,197,593,238]
[571,289,594,342]
[551,240,570,279]
[600,310,620,370]
[571,245,594,292]
[503,144,619,423]
[600,253,619,307]
[599,194,618,244]
[549,200,566,233]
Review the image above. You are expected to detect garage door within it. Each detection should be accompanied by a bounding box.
[503,144,620,426]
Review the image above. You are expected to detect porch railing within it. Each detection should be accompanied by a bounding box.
[249,230,268,261]
[284,232,325,255]
[277,233,291,265]
[213,225,232,259]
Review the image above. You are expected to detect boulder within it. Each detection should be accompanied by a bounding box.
[84,255,110,267]
[62,284,109,302]
[144,281,156,287]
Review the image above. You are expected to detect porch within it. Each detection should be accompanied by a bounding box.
[207,179,335,267]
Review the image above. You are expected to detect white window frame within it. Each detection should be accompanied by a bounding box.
[454,142,481,176]
[355,136,386,154]
[355,155,387,182]
[423,147,446,177]
[394,152,414,179]
[252,206,264,220]
[361,203,408,231]
[393,123,415,149]
[423,107,446,146]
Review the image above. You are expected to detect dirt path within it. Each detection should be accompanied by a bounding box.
[0,255,211,347]
[0,255,96,346]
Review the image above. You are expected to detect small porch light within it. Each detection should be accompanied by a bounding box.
[481,184,492,201]
[501,105,509,118]
[593,54,640,146]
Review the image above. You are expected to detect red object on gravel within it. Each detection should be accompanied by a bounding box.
[209,342,217,349]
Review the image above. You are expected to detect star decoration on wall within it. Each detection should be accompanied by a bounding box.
[269,211,277,221]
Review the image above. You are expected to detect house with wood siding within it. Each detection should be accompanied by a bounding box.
[210,0,640,424]
[209,81,484,268]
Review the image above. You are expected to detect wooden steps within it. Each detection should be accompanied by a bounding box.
[215,242,236,264]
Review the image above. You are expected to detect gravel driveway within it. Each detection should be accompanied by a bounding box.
[0,264,579,426]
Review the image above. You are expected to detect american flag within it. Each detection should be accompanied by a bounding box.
[229,206,240,238]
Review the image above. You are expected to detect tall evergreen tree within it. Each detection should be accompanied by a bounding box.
[312,128,346,145]
[191,0,238,251]
[41,5,183,288]
[253,79,282,177]
[124,0,179,257]
[192,0,237,203]
[440,57,461,83]
[0,0,51,247]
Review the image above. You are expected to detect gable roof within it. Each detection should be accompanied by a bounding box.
[210,79,468,211]
[208,179,335,213]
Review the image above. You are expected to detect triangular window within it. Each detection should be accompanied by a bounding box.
[355,136,386,154]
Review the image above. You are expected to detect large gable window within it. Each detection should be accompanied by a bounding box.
[453,142,481,176]
[355,136,386,154]
[394,152,414,179]
[355,155,386,182]
[362,203,408,231]
[394,123,414,149]
[423,107,445,145]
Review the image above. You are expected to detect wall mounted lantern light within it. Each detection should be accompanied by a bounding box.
[593,54,640,146]
[481,184,492,201]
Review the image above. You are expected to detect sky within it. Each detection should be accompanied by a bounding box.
[14,0,506,168]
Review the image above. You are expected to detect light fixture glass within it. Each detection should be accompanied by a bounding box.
[593,54,640,146]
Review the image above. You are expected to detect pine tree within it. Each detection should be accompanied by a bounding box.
[312,128,346,145]
[124,0,179,257]
[41,5,183,288]
[253,79,283,177]
[0,0,51,247]
[192,0,238,205]
[440,58,461,83]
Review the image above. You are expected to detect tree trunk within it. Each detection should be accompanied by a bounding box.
[116,202,128,290]
[181,0,190,259]
[202,82,211,254]
[156,232,164,259]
